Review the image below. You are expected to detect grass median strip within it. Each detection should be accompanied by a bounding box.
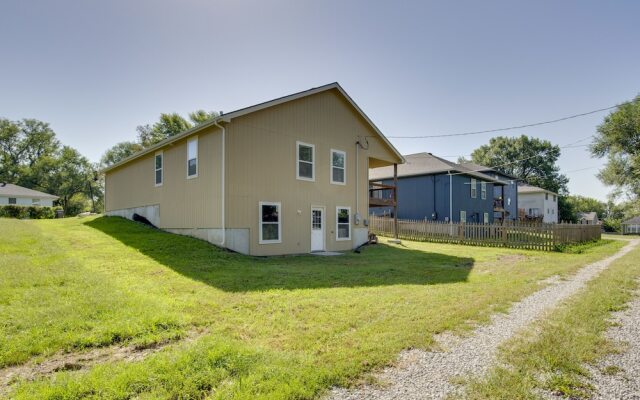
[0,217,626,399]
[463,240,640,399]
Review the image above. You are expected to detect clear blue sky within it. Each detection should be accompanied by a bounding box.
[2,0,639,201]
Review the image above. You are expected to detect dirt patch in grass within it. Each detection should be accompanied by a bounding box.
[0,328,207,394]
[497,254,527,263]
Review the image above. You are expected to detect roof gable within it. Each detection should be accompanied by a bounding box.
[103,83,403,173]
[369,152,505,184]
[0,183,58,199]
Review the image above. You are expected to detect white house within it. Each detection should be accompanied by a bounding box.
[622,216,640,235]
[0,183,58,207]
[517,184,558,223]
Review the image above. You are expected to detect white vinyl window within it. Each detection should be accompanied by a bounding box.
[545,193,549,200]
[296,141,315,181]
[155,151,163,186]
[8,198,16,205]
[259,202,281,244]
[460,210,467,223]
[470,178,477,198]
[330,149,346,185]
[336,206,351,240]
[507,197,511,206]
[187,137,198,178]
[483,212,489,224]
[481,182,487,199]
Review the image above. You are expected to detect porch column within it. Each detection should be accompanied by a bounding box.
[393,163,399,240]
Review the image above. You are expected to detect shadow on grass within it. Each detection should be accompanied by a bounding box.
[85,216,474,292]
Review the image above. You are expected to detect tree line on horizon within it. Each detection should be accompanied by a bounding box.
[1,96,637,225]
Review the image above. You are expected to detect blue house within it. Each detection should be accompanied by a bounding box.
[458,162,519,222]
[369,153,507,223]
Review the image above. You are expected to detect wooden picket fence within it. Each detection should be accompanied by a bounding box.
[368,215,601,251]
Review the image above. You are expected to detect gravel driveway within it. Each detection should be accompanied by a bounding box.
[327,239,640,400]
[587,279,640,399]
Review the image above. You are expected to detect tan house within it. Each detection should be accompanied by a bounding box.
[103,83,404,255]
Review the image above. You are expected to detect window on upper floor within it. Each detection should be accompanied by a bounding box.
[545,193,549,200]
[187,137,198,178]
[470,178,477,198]
[331,149,346,185]
[553,195,557,202]
[155,151,163,186]
[481,182,487,199]
[296,142,315,181]
[259,202,281,244]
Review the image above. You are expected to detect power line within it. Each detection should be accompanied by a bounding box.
[387,101,635,139]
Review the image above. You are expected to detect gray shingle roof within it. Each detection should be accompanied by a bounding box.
[622,216,640,225]
[369,153,505,184]
[0,183,58,199]
[578,212,598,221]
[517,184,557,195]
[458,161,519,180]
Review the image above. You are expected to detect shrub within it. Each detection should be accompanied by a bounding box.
[0,205,56,219]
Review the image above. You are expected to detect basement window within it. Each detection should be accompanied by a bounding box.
[155,151,163,186]
[336,206,351,240]
[470,179,477,198]
[296,142,315,181]
[331,149,346,185]
[187,137,198,178]
[259,202,281,244]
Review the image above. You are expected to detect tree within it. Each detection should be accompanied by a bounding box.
[563,195,607,218]
[0,118,59,185]
[188,110,218,125]
[100,141,144,168]
[137,113,192,147]
[591,95,640,201]
[463,135,569,194]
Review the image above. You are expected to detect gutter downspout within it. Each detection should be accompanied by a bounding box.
[213,120,226,247]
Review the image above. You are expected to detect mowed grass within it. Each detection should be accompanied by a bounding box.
[464,240,640,400]
[0,217,625,399]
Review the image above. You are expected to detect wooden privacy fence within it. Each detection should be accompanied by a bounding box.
[368,215,601,251]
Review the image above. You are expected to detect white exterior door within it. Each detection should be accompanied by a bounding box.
[311,207,325,252]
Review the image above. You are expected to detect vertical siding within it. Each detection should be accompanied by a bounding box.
[225,89,398,256]
[105,126,223,229]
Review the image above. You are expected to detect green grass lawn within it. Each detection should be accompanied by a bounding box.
[463,239,640,399]
[0,216,625,399]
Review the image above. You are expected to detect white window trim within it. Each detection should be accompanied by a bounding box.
[470,178,477,199]
[460,210,467,223]
[259,201,282,244]
[8,198,17,205]
[330,149,346,185]
[155,150,164,187]
[187,136,198,179]
[483,212,489,224]
[481,181,487,199]
[296,141,315,182]
[336,206,351,241]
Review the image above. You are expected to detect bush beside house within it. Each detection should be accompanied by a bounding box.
[0,205,57,219]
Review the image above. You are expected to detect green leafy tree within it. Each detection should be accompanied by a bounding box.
[463,135,569,194]
[0,118,59,184]
[591,95,640,200]
[99,141,144,168]
[137,113,192,147]
[188,110,218,125]
[563,195,607,218]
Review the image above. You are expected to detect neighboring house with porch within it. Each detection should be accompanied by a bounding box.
[0,183,58,206]
[577,212,600,225]
[369,153,505,224]
[517,184,558,223]
[103,83,404,256]
[622,216,640,235]
[459,161,519,222]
